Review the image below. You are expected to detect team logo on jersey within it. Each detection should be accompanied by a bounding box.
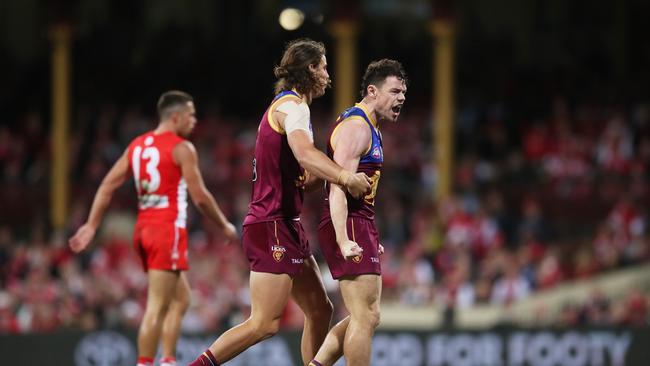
[371,146,382,159]
[272,245,286,262]
[352,254,363,264]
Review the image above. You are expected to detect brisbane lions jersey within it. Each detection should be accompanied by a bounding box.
[322,103,383,221]
[244,90,310,225]
[127,131,188,228]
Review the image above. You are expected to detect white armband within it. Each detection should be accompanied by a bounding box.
[276,100,313,141]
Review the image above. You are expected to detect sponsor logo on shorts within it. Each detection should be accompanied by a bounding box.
[371,257,380,263]
[352,254,363,263]
[272,245,286,262]
[291,258,304,264]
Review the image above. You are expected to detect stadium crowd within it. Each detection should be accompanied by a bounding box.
[0,97,648,333]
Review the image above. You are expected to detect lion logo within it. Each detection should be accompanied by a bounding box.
[352,254,363,264]
[272,245,286,262]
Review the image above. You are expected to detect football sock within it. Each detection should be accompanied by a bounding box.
[159,356,176,366]
[188,350,219,366]
[136,356,154,366]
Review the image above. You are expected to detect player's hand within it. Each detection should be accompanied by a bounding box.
[379,244,385,255]
[221,222,238,245]
[295,170,310,188]
[338,239,363,260]
[69,224,96,253]
[345,172,371,199]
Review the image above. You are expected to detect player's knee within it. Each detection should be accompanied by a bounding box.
[369,309,381,329]
[364,308,380,329]
[251,318,281,340]
[145,301,172,321]
[174,293,191,314]
[178,287,192,311]
[301,296,333,323]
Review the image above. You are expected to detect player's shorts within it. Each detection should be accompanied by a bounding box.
[318,217,381,280]
[133,221,188,272]
[242,219,311,276]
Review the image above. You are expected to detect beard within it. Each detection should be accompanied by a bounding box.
[312,76,331,97]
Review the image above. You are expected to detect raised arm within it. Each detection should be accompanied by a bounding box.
[272,101,371,198]
[329,119,372,259]
[173,141,238,243]
[69,149,130,253]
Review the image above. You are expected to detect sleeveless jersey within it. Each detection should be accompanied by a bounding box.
[244,91,311,225]
[127,131,188,227]
[322,103,383,221]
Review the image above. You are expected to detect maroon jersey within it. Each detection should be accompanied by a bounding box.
[244,91,309,225]
[322,103,383,222]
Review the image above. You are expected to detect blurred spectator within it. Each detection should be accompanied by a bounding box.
[535,247,564,289]
[596,117,634,174]
[490,253,531,305]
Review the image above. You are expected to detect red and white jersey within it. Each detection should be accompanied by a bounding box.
[127,131,188,228]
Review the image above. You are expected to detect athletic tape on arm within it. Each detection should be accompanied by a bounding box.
[276,101,313,140]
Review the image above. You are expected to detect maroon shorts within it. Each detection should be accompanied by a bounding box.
[318,217,381,280]
[242,219,311,276]
[133,221,188,272]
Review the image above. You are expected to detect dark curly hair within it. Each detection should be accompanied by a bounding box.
[360,59,408,97]
[274,38,327,95]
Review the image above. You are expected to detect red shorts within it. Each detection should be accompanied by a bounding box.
[242,219,311,276]
[318,217,381,280]
[133,221,188,272]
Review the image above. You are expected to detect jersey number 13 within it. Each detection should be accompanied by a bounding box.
[132,146,169,209]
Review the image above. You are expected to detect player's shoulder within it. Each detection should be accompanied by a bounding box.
[338,109,369,129]
[340,105,365,118]
[339,116,368,128]
[275,90,302,101]
[167,132,187,145]
[174,139,194,150]
[331,116,370,143]
[277,92,302,102]
[172,139,197,159]
[128,131,187,153]
[271,94,304,112]
[151,131,186,148]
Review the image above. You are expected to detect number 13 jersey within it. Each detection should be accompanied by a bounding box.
[127,131,188,228]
